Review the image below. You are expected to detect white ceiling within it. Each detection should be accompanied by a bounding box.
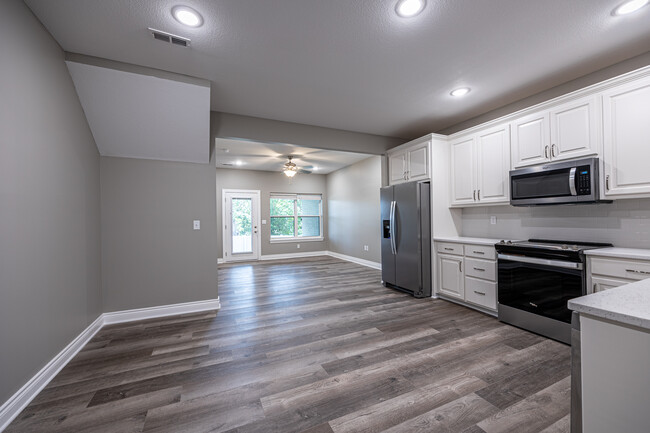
[66,61,210,163]
[26,0,650,140]
[215,138,371,174]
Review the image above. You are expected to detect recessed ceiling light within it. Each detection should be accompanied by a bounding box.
[172,5,203,27]
[450,87,471,97]
[395,0,426,18]
[235,160,243,166]
[614,0,649,15]
[312,166,319,171]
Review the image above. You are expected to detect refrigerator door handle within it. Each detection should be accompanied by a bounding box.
[390,200,397,255]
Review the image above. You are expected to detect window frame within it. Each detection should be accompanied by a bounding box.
[269,193,324,243]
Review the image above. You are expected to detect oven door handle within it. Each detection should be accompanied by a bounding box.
[497,253,583,270]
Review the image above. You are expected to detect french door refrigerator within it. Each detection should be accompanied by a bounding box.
[380,181,431,298]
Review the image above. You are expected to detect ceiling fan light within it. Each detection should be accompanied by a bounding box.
[283,168,297,177]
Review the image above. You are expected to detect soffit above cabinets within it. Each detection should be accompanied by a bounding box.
[66,61,210,163]
[25,0,650,139]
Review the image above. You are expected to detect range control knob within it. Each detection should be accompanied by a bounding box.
[561,244,569,249]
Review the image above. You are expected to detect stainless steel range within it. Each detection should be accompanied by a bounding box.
[496,239,612,344]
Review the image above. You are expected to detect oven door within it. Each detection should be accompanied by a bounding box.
[497,254,584,324]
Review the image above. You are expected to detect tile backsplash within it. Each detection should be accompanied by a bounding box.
[461,198,650,248]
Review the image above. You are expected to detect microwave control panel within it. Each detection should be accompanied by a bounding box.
[577,166,591,195]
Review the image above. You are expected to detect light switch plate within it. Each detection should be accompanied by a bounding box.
[490,216,497,225]
[193,220,200,230]
[262,220,267,224]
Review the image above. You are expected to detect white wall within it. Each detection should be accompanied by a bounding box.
[461,199,650,247]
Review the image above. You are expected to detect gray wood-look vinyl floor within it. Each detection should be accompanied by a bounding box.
[6,257,571,432]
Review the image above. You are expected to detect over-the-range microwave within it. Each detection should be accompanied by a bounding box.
[510,157,611,206]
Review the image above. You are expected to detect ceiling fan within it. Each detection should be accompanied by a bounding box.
[282,156,313,177]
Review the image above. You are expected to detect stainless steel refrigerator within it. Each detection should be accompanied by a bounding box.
[380,181,431,298]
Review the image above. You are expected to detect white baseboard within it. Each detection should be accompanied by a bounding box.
[0,297,221,432]
[102,298,221,325]
[0,314,103,432]
[327,251,382,270]
[259,251,329,261]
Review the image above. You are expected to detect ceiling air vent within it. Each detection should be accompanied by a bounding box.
[148,28,191,47]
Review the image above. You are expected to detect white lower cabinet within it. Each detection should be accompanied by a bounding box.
[435,241,497,312]
[588,254,650,294]
[438,254,464,299]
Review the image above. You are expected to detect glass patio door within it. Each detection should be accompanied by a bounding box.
[223,190,260,262]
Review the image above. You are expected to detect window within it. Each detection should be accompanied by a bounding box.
[270,194,323,241]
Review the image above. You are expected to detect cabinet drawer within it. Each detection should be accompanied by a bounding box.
[464,277,497,310]
[464,244,496,260]
[590,257,650,281]
[465,257,496,281]
[436,242,463,256]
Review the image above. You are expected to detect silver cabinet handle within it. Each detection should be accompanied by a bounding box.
[474,290,486,296]
[544,145,549,159]
[473,251,485,255]
[473,190,476,201]
[477,190,480,201]
[606,175,610,191]
[593,283,597,292]
[473,267,485,272]
[551,143,557,157]
[444,247,454,251]
[459,261,462,272]
[626,269,650,275]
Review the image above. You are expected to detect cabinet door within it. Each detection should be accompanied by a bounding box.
[511,111,550,168]
[388,152,407,185]
[450,136,476,206]
[591,275,631,294]
[476,124,510,204]
[407,142,430,181]
[602,76,650,198]
[550,95,599,162]
[437,254,464,299]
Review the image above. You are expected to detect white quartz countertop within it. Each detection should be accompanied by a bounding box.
[568,279,650,331]
[584,247,650,261]
[433,236,503,246]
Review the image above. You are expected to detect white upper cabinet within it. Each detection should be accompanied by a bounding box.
[511,112,550,168]
[388,151,407,184]
[511,95,599,169]
[476,124,510,204]
[387,138,430,185]
[550,96,599,161]
[602,75,650,198]
[407,142,429,181]
[450,136,475,205]
[450,123,510,207]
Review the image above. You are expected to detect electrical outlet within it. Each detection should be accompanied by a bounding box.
[490,216,497,225]
[363,245,369,251]
[193,220,200,230]
[262,219,267,225]
[297,244,300,249]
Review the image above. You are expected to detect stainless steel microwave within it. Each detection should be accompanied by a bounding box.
[510,157,610,206]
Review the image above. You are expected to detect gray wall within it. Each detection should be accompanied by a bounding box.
[100,156,218,311]
[216,169,328,258]
[211,111,405,155]
[461,199,650,248]
[327,156,382,263]
[0,0,102,405]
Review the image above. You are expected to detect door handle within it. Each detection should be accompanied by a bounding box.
[544,145,549,159]
[551,144,557,158]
